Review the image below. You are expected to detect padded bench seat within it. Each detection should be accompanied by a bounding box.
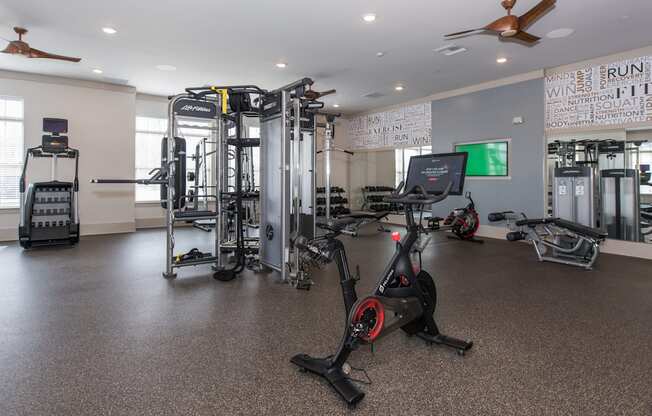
[317,217,358,233]
[516,217,607,240]
[344,211,390,221]
[175,210,218,219]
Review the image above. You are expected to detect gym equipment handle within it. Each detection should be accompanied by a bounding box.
[488,211,514,222]
[506,231,527,242]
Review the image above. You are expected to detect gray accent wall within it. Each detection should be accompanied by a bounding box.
[431,78,545,219]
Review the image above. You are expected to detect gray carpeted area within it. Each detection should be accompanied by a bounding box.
[1,228,651,415]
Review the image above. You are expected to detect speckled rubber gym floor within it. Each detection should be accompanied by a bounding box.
[1,227,651,415]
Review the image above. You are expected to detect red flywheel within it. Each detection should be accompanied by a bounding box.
[351,297,385,342]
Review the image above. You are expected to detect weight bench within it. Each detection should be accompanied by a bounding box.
[336,211,391,237]
[488,211,607,270]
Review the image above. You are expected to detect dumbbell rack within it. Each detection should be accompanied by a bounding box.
[25,184,75,238]
[316,186,350,218]
[362,186,402,212]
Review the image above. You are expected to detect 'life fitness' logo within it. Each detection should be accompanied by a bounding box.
[180,104,212,113]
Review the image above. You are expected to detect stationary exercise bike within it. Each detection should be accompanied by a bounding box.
[291,152,473,406]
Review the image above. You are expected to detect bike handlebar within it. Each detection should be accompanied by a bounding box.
[385,182,453,205]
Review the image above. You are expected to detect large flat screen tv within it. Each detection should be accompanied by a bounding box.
[454,140,509,177]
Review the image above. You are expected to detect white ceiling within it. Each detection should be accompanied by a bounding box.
[1,0,652,114]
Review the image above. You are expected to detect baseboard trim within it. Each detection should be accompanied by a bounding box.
[385,216,651,260]
[600,239,652,260]
[0,228,17,242]
[0,222,135,242]
[82,222,136,236]
[135,217,195,229]
[135,217,165,229]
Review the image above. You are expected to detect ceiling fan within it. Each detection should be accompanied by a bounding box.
[303,87,336,101]
[444,0,557,44]
[1,27,81,62]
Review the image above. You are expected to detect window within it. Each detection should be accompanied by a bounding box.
[0,97,24,209]
[178,120,215,200]
[135,116,216,203]
[395,145,431,187]
[135,117,167,202]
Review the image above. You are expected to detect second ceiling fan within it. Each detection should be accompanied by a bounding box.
[444,0,557,44]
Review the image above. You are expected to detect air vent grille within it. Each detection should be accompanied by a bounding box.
[434,45,468,56]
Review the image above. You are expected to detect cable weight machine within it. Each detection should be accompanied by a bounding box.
[92,79,331,285]
[93,93,222,279]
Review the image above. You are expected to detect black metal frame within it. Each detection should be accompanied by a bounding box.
[18,140,80,248]
[291,182,473,406]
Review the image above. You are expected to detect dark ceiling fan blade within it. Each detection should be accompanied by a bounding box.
[304,88,336,100]
[28,47,81,62]
[518,0,556,29]
[512,30,541,43]
[1,42,21,54]
[444,28,485,37]
[303,90,319,100]
[485,15,519,33]
[317,89,336,98]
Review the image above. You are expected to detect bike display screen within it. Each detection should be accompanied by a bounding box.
[405,152,468,196]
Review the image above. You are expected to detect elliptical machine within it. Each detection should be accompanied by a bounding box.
[291,152,473,406]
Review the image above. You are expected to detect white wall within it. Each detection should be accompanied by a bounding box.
[0,71,136,241]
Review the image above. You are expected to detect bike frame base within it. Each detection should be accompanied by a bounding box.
[290,354,364,406]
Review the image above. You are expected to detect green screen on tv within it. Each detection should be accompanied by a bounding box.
[454,141,509,177]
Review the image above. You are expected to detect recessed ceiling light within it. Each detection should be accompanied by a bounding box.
[395,85,404,91]
[362,13,376,23]
[546,28,575,39]
[155,64,177,71]
[333,104,340,108]
[102,27,117,35]
[496,57,508,64]
[275,62,287,69]
[376,52,385,57]
[92,68,103,74]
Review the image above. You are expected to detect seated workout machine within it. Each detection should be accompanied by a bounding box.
[19,118,80,248]
[427,192,482,243]
[291,152,473,406]
[488,211,607,270]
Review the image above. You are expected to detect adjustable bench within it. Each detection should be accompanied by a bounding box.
[489,212,607,270]
[335,211,391,237]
